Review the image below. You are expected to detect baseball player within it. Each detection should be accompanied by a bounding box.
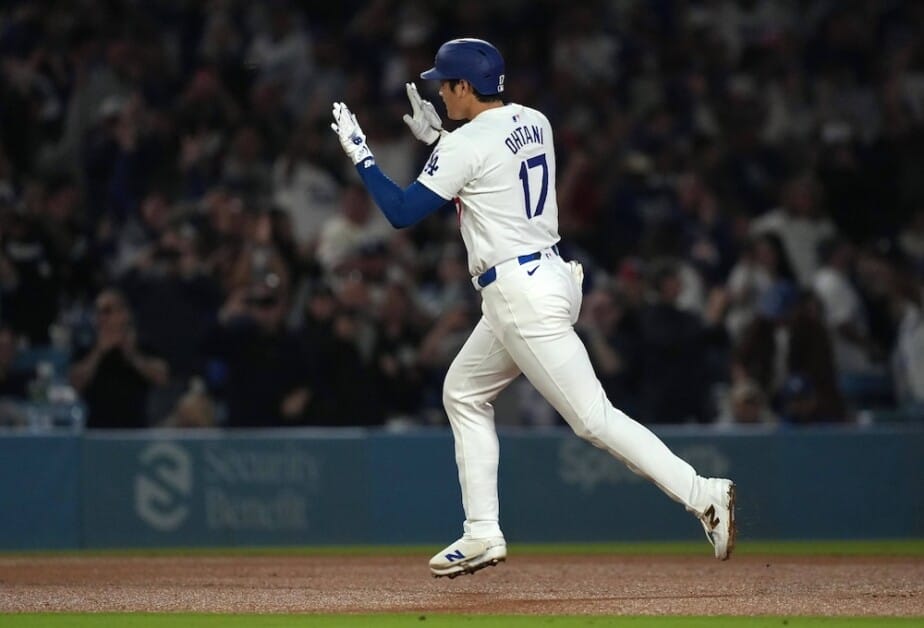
[331,38,736,578]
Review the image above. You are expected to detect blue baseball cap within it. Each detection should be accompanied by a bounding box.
[421,38,505,96]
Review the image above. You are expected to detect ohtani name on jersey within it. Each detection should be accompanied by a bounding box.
[504,125,544,154]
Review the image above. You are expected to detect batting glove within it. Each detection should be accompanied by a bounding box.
[331,102,374,165]
[402,82,444,145]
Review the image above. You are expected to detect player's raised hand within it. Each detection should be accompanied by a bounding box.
[331,102,373,164]
[402,82,443,145]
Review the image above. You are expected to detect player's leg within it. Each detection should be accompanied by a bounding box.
[430,315,520,577]
[483,257,735,559]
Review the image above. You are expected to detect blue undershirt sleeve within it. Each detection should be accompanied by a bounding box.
[355,157,452,228]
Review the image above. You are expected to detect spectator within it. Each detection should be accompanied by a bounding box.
[0,193,63,344]
[197,5,247,96]
[271,122,341,253]
[637,260,727,423]
[552,5,619,89]
[854,244,903,371]
[0,324,30,427]
[751,175,837,287]
[417,242,475,318]
[812,237,886,380]
[715,379,778,427]
[111,191,171,278]
[174,69,242,198]
[315,183,391,278]
[298,279,384,427]
[0,325,30,398]
[734,283,845,422]
[82,92,164,226]
[34,23,128,178]
[221,125,271,199]
[244,3,313,117]
[119,213,223,422]
[69,288,169,428]
[575,285,640,416]
[161,376,217,429]
[725,232,797,340]
[299,280,338,362]
[0,195,21,310]
[786,292,847,422]
[677,173,737,285]
[224,206,293,296]
[887,257,924,417]
[417,300,478,423]
[733,282,800,400]
[38,176,98,306]
[370,280,425,425]
[203,279,310,428]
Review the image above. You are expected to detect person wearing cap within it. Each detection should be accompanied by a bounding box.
[329,37,736,578]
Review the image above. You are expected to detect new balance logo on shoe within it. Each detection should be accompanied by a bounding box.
[430,537,507,578]
[445,550,465,562]
[698,481,736,560]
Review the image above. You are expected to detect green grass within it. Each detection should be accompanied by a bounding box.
[5,539,923,558]
[1,616,921,627]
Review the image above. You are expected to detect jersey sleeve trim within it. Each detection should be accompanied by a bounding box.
[417,179,451,201]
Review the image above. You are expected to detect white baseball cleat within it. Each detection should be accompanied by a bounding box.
[699,478,737,560]
[429,536,507,578]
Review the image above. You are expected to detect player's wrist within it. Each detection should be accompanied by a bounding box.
[348,143,374,165]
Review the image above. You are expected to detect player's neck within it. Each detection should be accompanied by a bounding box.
[466,100,505,120]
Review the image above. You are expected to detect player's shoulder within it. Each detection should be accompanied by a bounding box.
[441,103,553,154]
[512,103,551,126]
[438,125,478,156]
[455,103,549,137]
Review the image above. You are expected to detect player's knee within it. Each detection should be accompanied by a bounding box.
[442,370,486,413]
[442,384,458,410]
[565,401,608,445]
[570,398,634,448]
[442,374,465,410]
[569,416,599,443]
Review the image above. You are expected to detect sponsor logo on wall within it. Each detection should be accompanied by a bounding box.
[135,441,192,531]
[134,441,322,533]
[202,443,320,532]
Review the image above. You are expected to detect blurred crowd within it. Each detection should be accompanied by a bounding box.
[1,0,923,430]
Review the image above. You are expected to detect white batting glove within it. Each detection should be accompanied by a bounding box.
[331,102,374,165]
[402,82,443,145]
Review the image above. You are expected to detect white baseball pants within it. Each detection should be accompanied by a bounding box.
[443,249,716,540]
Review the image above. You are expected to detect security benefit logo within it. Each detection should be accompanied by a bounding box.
[135,441,192,531]
[133,441,323,533]
[202,444,321,532]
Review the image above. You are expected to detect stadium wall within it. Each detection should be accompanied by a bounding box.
[1,426,921,550]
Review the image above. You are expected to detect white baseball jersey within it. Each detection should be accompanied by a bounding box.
[411,102,727,557]
[416,104,559,276]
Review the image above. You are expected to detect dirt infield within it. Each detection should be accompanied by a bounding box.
[1,554,922,616]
